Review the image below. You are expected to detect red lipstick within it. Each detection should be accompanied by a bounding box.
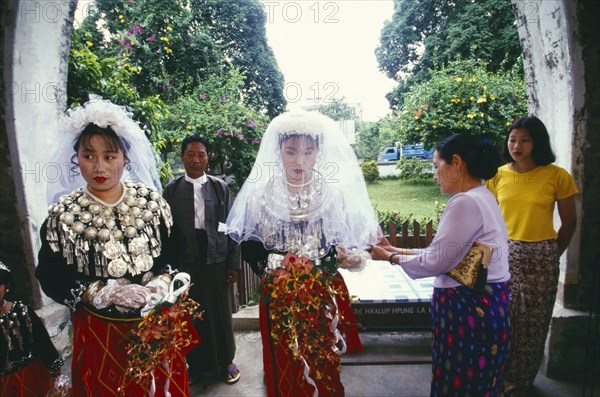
[94,176,108,183]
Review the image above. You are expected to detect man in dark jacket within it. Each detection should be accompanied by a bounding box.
[164,135,241,384]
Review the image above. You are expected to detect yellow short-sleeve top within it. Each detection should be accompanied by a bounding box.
[485,164,578,242]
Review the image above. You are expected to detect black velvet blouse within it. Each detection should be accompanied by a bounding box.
[241,240,339,277]
[0,301,63,375]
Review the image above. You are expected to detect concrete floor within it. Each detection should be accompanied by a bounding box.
[188,305,585,396]
[189,330,584,397]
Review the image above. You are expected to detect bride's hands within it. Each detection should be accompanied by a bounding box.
[337,247,370,272]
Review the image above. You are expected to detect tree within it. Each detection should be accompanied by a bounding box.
[316,98,359,121]
[376,0,521,108]
[159,69,269,192]
[393,58,528,148]
[355,121,380,161]
[88,0,285,115]
[191,0,286,117]
[89,0,225,100]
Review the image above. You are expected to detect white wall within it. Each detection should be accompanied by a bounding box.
[513,0,585,287]
[3,0,75,304]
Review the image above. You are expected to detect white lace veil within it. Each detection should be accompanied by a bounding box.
[46,95,163,204]
[225,110,381,257]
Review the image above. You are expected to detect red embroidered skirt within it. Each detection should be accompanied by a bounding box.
[0,358,53,397]
[71,307,196,397]
[260,273,362,397]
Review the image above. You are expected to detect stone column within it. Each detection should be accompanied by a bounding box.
[2,0,78,356]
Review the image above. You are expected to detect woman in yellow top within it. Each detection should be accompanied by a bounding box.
[486,116,578,397]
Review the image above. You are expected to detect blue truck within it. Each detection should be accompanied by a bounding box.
[377,144,433,162]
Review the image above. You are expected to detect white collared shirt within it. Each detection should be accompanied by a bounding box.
[185,173,207,230]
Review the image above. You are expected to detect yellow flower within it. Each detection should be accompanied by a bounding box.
[467,114,476,119]
[477,97,487,103]
[490,95,497,101]
[85,41,93,47]
[456,77,463,82]
[415,127,420,131]
[433,120,439,125]
[480,112,484,117]
[130,41,135,46]
[470,96,475,101]
[506,121,511,126]
[476,306,485,317]
[166,26,173,31]
[186,125,192,130]
[164,46,173,53]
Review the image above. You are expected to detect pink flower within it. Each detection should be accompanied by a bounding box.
[247,119,256,128]
[251,138,261,145]
[198,94,206,101]
[271,269,290,286]
[467,315,475,329]
[220,97,228,104]
[223,131,232,136]
[237,134,245,140]
[147,35,156,42]
[132,25,144,35]
[216,130,223,136]
[479,356,486,369]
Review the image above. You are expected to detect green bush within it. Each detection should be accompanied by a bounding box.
[361,161,380,184]
[394,58,528,148]
[396,158,432,182]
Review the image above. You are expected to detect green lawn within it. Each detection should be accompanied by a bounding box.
[367,179,449,221]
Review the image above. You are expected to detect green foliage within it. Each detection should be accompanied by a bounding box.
[159,69,269,192]
[377,116,402,150]
[68,28,170,183]
[393,58,528,148]
[361,161,380,184]
[355,121,380,161]
[90,0,285,115]
[316,98,359,121]
[192,0,286,117]
[376,206,441,235]
[396,158,432,182]
[376,0,522,108]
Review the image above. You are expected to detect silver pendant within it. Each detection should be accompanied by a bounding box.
[133,253,153,272]
[104,239,125,260]
[128,236,147,256]
[107,257,128,278]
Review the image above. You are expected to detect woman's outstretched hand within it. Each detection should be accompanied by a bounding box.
[370,244,392,261]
